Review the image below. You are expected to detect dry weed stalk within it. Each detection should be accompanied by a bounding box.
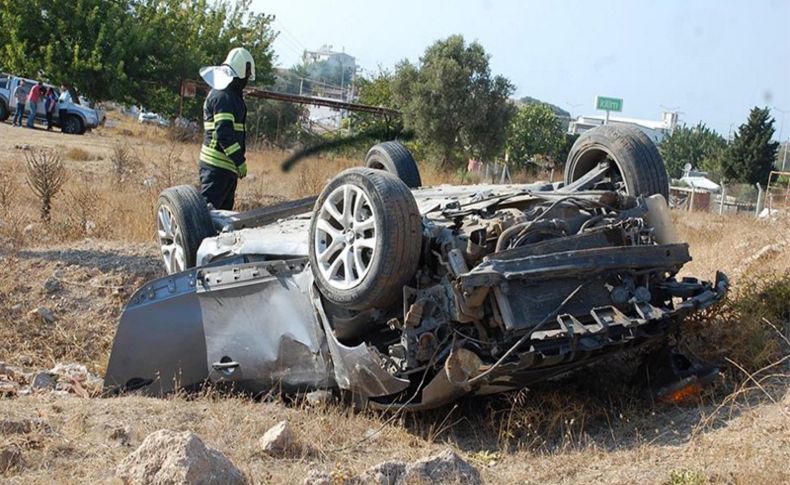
[0,171,17,211]
[25,150,67,222]
[67,181,102,236]
[111,142,141,185]
[155,142,188,188]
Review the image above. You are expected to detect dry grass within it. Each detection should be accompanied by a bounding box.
[65,147,94,161]
[0,117,789,484]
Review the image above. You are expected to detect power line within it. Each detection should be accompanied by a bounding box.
[275,19,307,51]
[274,19,308,60]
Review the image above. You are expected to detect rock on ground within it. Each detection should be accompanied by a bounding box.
[0,444,25,473]
[116,429,245,485]
[0,418,51,435]
[358,461,407,485]
[31,372,57,390]
[303,449,481,485]
[28,306,56,325]
[303,469,332,485]
[401,449,482,485]
[259,420,297,457]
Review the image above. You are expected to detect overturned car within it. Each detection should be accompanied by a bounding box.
[105,125,727,409]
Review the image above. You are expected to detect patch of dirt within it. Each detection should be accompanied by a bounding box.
[0,239,161,373]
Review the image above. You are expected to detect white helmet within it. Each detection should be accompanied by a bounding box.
[223,47,255,81]
[199,47,255,90]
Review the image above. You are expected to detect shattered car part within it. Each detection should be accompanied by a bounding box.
[106,131,728,409]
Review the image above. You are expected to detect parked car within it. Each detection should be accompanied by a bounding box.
[105,126,727,410]
[138,111,170,127]
[0,73,102,134]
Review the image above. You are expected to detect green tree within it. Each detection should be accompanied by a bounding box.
[129,0,276,117]
[506,103,565,166]
[722,107,780,185]
[659,123,727,179]
[0,0,138,102]
[352,68,402,136]
[391,35,515,168]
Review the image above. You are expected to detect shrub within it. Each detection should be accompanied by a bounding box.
[25,150,67,222]
[110,142,141,185]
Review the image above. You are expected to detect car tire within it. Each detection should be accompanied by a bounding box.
[0,100,8,121]
[365,141,422,188]
[62,114,84,135]
[156,185,216,274]
[309,168,422,311]
[564,125,669,199]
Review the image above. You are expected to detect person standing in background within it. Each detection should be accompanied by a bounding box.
[44,87,57,131]
[57,84,72,133]
[197,47,254,210]
[11,83,27,127]
[26,81,43,128]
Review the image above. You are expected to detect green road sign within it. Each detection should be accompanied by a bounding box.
[596,96,623,112]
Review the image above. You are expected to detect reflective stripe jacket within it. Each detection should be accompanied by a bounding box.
[199,87,247,176]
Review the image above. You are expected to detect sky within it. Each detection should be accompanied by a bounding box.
[251,0,790,138]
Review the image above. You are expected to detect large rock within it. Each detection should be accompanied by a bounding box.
[116,429,245,485]
[401,449,482,485]
[259,421,297,457]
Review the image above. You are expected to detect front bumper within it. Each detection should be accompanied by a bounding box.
[371,257,728,411]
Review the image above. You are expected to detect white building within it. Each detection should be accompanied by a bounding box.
[303,45,356,71]
[300,45,357,131]
[568,111,679,144]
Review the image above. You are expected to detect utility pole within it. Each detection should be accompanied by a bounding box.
[773,107,789,171]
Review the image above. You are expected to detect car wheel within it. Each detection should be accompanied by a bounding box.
[564,125,669,199]
[63,115,84,135]
[365,141,422,188]
[309,168,422,311]
[0,100,8,121]
[156,185,216,274]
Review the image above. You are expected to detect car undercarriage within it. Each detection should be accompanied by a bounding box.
[104,126,727,410]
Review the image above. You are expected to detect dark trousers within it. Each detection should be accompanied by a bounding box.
[199,165,238,211]
[58,109,67,132]
[46,111,54,130]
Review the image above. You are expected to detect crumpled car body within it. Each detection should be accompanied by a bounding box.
[105,177,727,410]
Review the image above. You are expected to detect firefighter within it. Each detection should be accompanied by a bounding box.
[197,47,255,210]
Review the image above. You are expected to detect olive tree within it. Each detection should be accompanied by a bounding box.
[506,103,566,166]
[659,123,727,180]
[392,35,515,168]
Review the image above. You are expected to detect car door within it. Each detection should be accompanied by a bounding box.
[198,260,335,394]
